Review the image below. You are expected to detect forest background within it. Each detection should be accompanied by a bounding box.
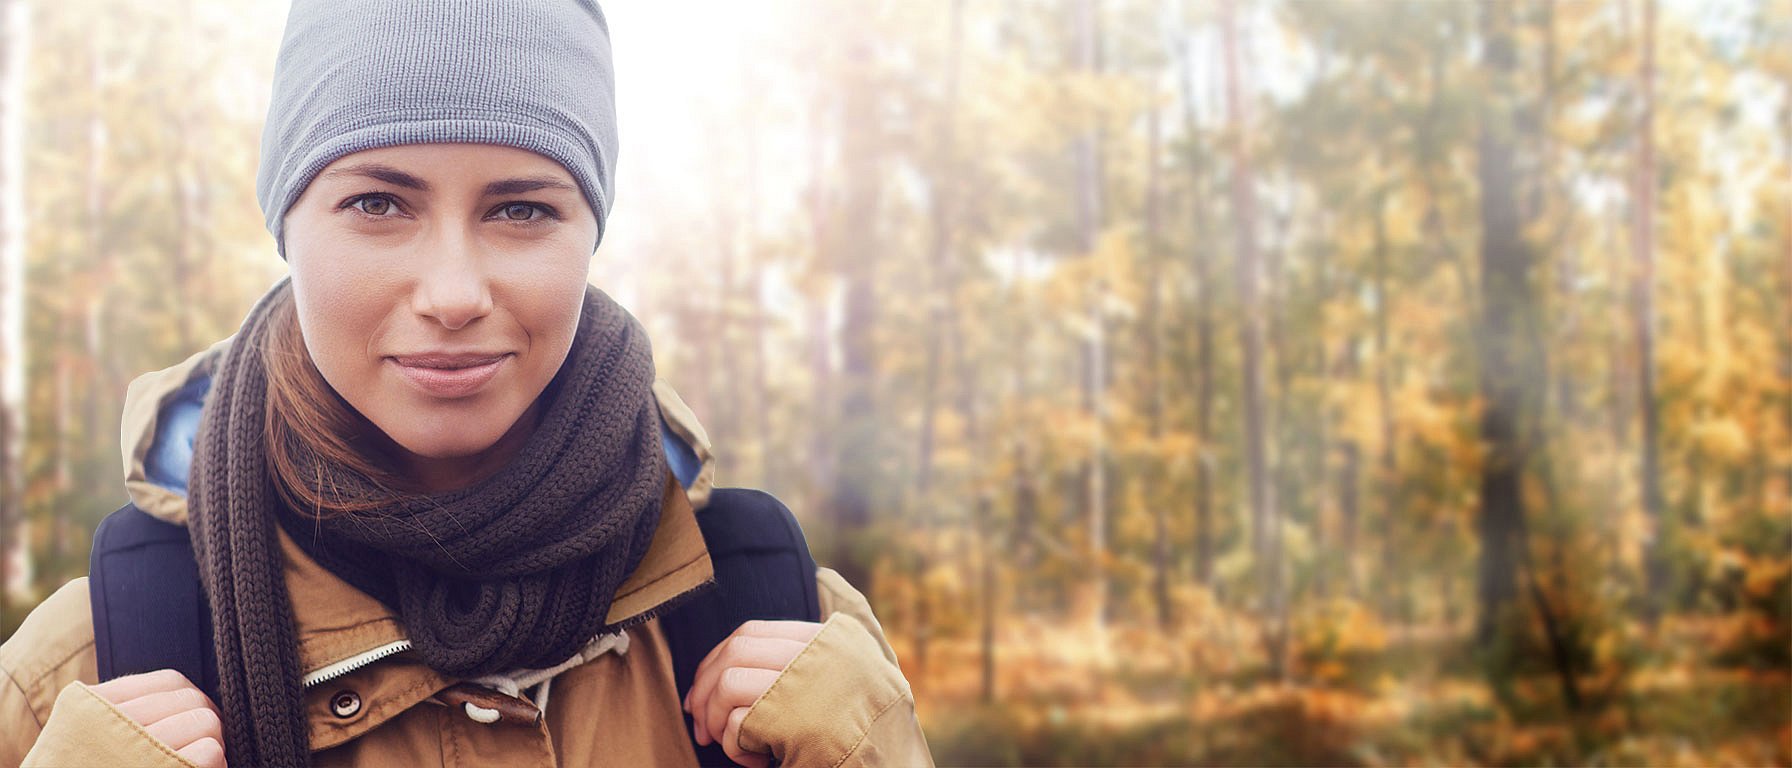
[0,1,1787,766]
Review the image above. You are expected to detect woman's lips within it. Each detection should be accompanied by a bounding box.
[388,354,511,398]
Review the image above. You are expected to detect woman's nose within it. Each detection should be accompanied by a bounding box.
[412,231,494,330]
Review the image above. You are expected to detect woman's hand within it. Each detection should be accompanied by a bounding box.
[683,619,824,768]
[90,669,227,768]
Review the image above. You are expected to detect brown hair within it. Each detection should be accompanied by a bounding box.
[260,284,417,518]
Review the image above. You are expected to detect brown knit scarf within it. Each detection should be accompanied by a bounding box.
[187,277,668,766]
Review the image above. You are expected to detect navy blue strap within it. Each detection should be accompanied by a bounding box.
[88,503,219,703]
[662,488,820,767]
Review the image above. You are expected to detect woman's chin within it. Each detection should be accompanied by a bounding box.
[354,391,543,489]
[397,435,505,462]
[376,419,511,463]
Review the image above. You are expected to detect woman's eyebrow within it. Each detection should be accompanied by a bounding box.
[482,177,577,196]
[321,163,430,191]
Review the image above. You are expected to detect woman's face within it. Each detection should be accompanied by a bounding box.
[282,142,599,492]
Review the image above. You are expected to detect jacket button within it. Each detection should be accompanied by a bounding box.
[330,690,362,719]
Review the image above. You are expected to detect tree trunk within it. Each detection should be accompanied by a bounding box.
[1194,241,1216,588]
[1473,0,1536,650]
[745,104,773,490]
[1009,244,1040,613]
[804,80,838,561]
[682,299,714,424]
[1372,191,1398,612]
[912,0,965,674]
[1084,269,1109,633]
[828,32,881,593]
[1222,0,1282,677]
[0,0,27,606]
[976,493,996,702]
[1632,0,1669,617]
[170,151,196,353]
[1068,0,1109,638]
[1338,338,1362,598]
[943,150,996,703]
[1784,87,1792,505]
[1145,101,1173,627]
[716,202,743,449]
[1172,18,1215,589]
[955,268,997,704]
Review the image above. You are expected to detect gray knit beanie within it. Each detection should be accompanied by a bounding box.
[255,0,618,258]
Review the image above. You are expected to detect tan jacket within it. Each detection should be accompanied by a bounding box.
[0,339,933,767]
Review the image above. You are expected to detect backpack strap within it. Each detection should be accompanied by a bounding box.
[661,488,821,768]
[87,503,219,703]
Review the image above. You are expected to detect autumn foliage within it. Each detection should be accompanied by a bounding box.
[0,0,1787,766]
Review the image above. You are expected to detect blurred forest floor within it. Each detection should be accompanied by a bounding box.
[905,597,1789,766]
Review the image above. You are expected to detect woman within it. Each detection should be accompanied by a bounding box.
[0,1,931,766]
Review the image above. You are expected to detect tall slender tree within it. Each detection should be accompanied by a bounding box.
[1222,0,1282,675]
[912,0,967,673]
[1632,0,1668,617]
[1144,98,1173,627]
[830,25,883,593]
[1067,0,1111,638]
[0,0,28,610]
[1473,0,1536,650]
[1173,15,1216,588]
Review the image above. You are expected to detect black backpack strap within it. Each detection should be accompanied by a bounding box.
[87,503,219,703]
[662,488,821,768]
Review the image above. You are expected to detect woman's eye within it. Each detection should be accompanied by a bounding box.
[348,195,398,217]
[498,203,545,222]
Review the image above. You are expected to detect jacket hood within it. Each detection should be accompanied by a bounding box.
[115,335,721,677]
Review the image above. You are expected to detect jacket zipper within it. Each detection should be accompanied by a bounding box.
[301,639,413,688]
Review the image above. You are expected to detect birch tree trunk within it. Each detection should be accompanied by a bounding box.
[1173,21,1216,588]
[1068,0,1109,638]
[0,0,29,606]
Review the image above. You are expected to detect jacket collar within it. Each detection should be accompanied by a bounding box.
[119,337,718,679]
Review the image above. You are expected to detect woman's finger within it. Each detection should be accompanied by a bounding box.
[144,707,225,753]
[176,736,228,768]
[89,669,196,705]
[721,705,771,768]
[700,666,779,749]
[683,635,808,732]
[114,687,215,730]
[685,621,821,708]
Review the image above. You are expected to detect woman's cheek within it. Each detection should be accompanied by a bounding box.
[506,253,590,333]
